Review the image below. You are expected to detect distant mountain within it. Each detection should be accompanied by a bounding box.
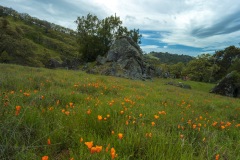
[0,5,80,69]
[148,51,194,64]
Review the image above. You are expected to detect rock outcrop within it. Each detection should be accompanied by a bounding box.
[89,36,160,80]
[210,71,240,98]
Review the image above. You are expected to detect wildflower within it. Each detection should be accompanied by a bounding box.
[202,137,206,142]
[215,154,220,160]
[106,144,110,152]
[107,114,110,118]
[192,124,197,129]
[154,115,159,119]
[146,133,152,138]
[225,122,231,127]
[85,141,93,149]
[180,134,184,139]
[139,113,143,117]
[111,131,115,134]
[221,125,225,130]
[151,122,155,126]
[42,156,49,160]
[90,147,97,154]
[65,111,70,116]
[98,115,103,121]
[87,109,91,115]
[118,133,123,140]
[120,110,124,114]
[212,121,218,126]
[80,137,83,143]
[69,102,74,108]
[235,124,240,127]
[111,147,117,159]
[56,100,60,105]
[15,106,21,116]
[47,138,51,145]
[125,120,129,125]
[96,145,103,153]
[23,92,30,97]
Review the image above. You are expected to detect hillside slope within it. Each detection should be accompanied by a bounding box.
[0,63,240,159]
[0,6,80,68]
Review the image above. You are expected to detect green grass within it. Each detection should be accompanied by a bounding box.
[0,63,240,160]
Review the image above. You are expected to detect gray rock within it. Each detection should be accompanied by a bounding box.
[210,71,240,97]
[165,81,191,89]
[96,55,107,65]
[103,36,153,80]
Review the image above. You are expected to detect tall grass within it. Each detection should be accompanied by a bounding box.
[0,64,239,160]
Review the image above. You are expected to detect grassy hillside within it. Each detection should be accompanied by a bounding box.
[0,64,240,160]
[0,6,80,68]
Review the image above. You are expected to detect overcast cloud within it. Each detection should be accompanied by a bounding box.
[1,0,240,56]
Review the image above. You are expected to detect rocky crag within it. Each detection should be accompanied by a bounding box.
[86,36,161,80]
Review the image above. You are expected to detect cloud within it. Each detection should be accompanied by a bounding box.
[1,0,240,56]
[191,10,240,38]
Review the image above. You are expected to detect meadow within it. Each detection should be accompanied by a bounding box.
[0,63,239,160]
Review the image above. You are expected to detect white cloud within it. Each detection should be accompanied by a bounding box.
[1,0,240,55]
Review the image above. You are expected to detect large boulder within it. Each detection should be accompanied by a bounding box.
[97,36,155,80]
[210,71,240,98]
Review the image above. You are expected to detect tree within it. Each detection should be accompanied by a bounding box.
[183,54,219,82]
[129,29,142,44]
[213,46,240,80]
[169,62,185,78]
[0,50,11,63]
[75,13,142,62]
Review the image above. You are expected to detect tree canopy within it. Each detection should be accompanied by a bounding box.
[75,13,142,62]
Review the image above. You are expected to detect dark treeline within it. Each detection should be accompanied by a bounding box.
[149,52,194,64]
[150,46,240,83]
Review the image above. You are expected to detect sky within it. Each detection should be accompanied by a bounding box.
[1,0,240,56]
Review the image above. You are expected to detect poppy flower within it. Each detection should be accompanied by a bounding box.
[42,156,49,160]
[96,145,103,153]
[98,115,103,121]
[118,133,123,140]
[90,147,97,154]
[15,106,21,116]
[47,138,51,145]
[111,147,117,159]
[85,141,93,149]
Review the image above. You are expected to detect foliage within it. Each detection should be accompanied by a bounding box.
[75,13,142,62]
[169,62,185,78]
[213,46,240,80]
[183,54,220,82]
[0,6,79,68]
[1,63,240,160]
[149,51,194,64]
